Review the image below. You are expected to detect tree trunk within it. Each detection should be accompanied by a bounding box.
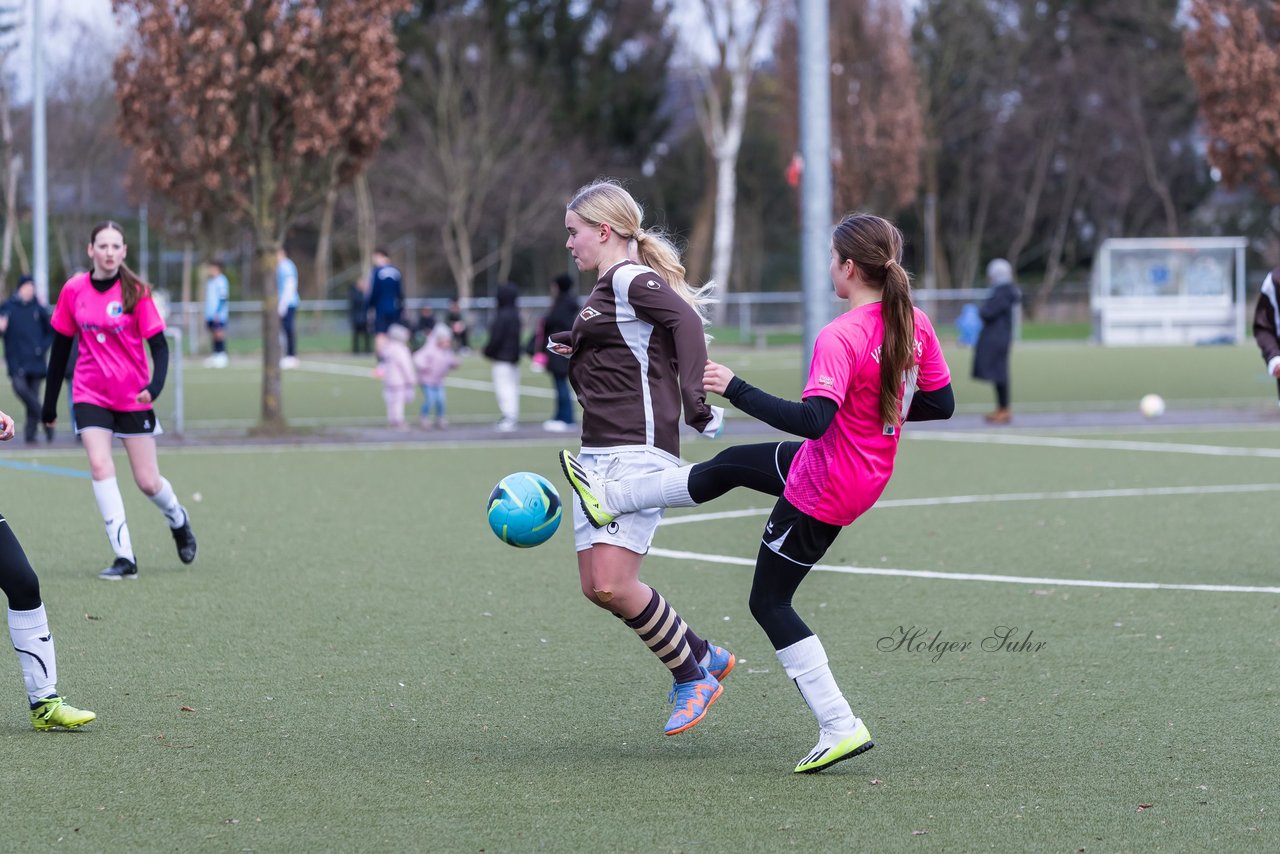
[354,172,375,288]
[686,169,717,285]
[314,175,339,301]
[254,153,287,434]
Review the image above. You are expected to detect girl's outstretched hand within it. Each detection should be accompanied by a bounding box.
[703,360,735,396]
[0,410,14,441]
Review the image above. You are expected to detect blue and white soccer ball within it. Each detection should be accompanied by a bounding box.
[487,471,563,548]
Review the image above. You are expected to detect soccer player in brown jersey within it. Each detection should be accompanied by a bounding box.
[552,179,731,736]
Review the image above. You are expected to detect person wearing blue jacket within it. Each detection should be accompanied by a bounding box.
[0,276,54,442]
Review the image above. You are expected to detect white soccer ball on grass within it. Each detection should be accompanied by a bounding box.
[1139,394,1165,419]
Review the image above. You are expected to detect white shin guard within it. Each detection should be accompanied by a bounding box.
[776,635,858,734]
[9,605,57,703]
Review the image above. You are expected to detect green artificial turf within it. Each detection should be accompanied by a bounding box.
[0,426,1276,851]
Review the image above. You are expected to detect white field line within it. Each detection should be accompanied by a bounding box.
[656,482,1280,526]
[909,430,1280,458]
[645,547,1280,595]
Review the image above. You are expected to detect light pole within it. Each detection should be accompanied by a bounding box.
[31,0,48,304]
[797,0,831,378]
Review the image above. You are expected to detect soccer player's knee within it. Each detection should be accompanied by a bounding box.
[748,588,776,627]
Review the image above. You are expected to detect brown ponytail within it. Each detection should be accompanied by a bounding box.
[89,221,151,314]
[831,214,917,427]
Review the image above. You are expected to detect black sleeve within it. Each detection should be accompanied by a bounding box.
[42,333,73,423]
[723,376,838,439]
[145,331,169,400]
[906,383,955,422]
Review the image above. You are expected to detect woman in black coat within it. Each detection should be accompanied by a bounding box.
[972,258,1021,424]
[529,273,580,431]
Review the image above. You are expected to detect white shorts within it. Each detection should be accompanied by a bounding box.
[572,448,679,554]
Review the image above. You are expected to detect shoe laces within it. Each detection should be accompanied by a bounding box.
[33,696,64,720]
[668,673,712,706]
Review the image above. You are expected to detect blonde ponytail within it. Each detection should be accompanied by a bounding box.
[569,179,716,331]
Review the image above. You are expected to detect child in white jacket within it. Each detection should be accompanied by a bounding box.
[380,324,416,429]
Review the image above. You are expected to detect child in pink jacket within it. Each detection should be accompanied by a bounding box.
[413,324,461,428]
[380,324,416,429]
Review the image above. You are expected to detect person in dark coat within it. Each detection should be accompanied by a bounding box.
[0,276,54,442]
[528,273,580,431]
[482,282,522,431]
[349,278,372,355]
[972,258,1020,424]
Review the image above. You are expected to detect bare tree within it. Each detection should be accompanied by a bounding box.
[112,0,405,431]
[685,0,775,322]
[387,21,564,302]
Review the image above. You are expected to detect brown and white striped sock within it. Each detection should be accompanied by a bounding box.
[623,588,704,684]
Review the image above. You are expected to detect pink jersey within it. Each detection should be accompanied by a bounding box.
[50,273,166,412]
[783,304,950,526]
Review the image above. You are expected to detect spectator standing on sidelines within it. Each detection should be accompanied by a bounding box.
[203,261,230,368]
[349,277,372,355]
[1252,264,1280,406]
[0,275,54,442]
[972,258,1020,424]
[414,323,460,429]
[482,281,522,432]
[41,221,198,581]
[446,297,470,354]
[528,273,579,432]
[366,248,404,356]
[277,246,300,369]
[0,407,96,730]
[379,323,416,430]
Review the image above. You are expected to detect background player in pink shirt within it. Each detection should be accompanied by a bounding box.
[41,221,197,581]
[562,213,954,773]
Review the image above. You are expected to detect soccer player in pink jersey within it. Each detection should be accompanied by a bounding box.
[562,213,955,773]
[0,407,96,729]
[41,222,197,581]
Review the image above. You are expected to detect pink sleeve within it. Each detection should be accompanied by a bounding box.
[135,293,166,338]
[802,325,851,404]
[914,311,951,391]
[50,282,78,336]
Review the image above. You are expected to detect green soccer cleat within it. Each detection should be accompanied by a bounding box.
[794,721,874,774]
[559,450,616,529]
[30,696,96,731]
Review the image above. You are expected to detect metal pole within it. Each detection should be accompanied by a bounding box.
[797,0,832,378]
[31,0,48,304]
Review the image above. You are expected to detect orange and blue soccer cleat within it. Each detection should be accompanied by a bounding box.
[664,667,722,736]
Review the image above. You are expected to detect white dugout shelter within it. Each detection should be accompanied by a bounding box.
[1091,237,1248,346]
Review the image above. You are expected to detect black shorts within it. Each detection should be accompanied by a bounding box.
[762,495,843,567]
[206,319,226,332]
[74,403,163,438]
[373,313,400,334]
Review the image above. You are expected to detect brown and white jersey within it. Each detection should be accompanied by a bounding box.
[567,260,716,459]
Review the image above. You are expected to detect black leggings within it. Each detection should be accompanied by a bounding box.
[687,441,800,503]
[687,441,824,649]
[0,516,42,612]
[995,381,1010,409]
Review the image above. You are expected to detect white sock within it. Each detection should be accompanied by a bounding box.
[92,477,134,561]
[148,477,187,528]
[608,466,697,514]
[9,605,57,704]
[776,635,858,734]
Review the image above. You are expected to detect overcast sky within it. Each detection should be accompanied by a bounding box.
[5,0,124,102]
